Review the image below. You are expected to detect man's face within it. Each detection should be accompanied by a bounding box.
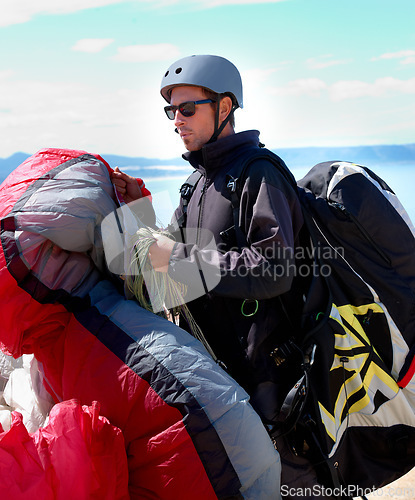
[170,86,216,152]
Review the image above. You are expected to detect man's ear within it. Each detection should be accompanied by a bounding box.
[219,96,233,122]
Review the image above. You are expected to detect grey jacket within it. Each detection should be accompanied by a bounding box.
[168,130,305,422]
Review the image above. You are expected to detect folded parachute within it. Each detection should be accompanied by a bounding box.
[0,400,129,500]
[0,148,281,499]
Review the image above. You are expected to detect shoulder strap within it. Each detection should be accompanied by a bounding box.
[225,149,298,249]
[229,148,297,190]
[177,170,203,229]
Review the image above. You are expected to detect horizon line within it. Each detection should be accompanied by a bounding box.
[1,141,414,162]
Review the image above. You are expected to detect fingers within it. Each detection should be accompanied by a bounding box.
[111,177,127,194]
[111,168,127,182]
[111,166,128,194]
[111,167,143,202]
[112,166,133,182]
[148,236,175,273]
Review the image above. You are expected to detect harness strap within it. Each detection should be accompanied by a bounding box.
[177,170,203,230]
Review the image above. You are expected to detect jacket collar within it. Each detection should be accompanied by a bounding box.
[182,130,261,174]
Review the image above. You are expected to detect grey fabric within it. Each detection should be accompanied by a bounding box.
[12,156,117,297]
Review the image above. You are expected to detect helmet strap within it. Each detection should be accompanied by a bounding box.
[207,97,238,144]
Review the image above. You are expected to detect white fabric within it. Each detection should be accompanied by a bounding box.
[0,352,54,433]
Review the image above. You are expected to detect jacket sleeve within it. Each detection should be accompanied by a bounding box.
[168,159,304,300]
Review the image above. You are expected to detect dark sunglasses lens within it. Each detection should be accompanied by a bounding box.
[179,101,196,117]
[164,106,175,120]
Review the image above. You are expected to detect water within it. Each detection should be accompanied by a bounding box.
[141,162,415,228]
[144,175,189,227]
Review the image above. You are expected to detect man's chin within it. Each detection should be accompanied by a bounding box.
[181,135,205,152]
[182,139,197,151]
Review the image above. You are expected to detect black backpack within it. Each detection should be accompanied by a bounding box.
[178,150,415,496]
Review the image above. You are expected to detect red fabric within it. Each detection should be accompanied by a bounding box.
[398,355,415,388]
[0,263,70,361]
[0,400,129,500]
[0,149,217,499]
[38,315,218,500]
[0,267,217,498]
[136,178,152,199]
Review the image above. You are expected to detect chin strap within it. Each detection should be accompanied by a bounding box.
[207,97,238,144]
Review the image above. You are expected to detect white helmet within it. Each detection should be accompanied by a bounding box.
[160,54,243,108]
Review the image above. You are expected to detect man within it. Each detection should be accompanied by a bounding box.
[112,54,305,425]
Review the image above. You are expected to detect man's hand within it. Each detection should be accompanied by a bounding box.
[148,234,176,273]
[111,167,142,204]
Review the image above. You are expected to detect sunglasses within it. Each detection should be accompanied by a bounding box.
[164,99,215,120]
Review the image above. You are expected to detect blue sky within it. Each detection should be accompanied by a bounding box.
[0,0,414,159]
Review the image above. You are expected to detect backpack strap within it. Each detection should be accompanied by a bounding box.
[225,149,298,249]
[227,149,297,200]
[177,170,203,229]
[177,149,296,235]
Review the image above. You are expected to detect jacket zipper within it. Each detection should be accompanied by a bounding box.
[196,147,210,245]
[330,202,391,266]
[196,178,209,245]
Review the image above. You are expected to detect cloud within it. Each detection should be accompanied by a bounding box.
[330,77,415,101]
[0,0,289,27]
[242,65,291,86]
[329,80,377,100]
[72,38,114,53]
[0,0,288,26]
[0,74,185,159]
[0,70,15,80]
[193,0,287,6]
[241,68,280,99]
[372,50,415,66]
[113,44,180,63]
[144,0,287,6]
[0,0,128,27]
[307,55,352,70]
[269,76,415,101]
[270,78,328,97]
[0,70,414,164]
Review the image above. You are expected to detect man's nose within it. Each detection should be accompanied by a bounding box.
[174,110,185,127]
